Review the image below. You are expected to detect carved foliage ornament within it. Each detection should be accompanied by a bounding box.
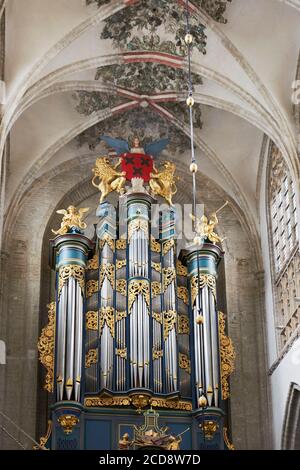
[151,238,161,253]
[99,233,115,252]
[162,267,176,292]
[87,254,99,270]
[58,415,79,435]
[86,279,98,298]
[128,280,150,312]
[99,263,115,290]
[218,312,235,400]
[163,310,177,341]
[38,302,56,393]
[58,265,85,297]
[178,315,190,334]
[191,274,216,305]
[85,349,98,368]
[84,395,192,412]
[128,218,149,241]
[99,306,115,338]
[177,260,187,277]
[179,352,191,375]
[177,286,189,305]
[86,311,98,330]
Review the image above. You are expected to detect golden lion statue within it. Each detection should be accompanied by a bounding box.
[92,156,126,203]
[149,161,178,206]
[52,206,89,236]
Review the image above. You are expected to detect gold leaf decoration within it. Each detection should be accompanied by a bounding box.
[58,265,85,297]
[163,310,177,341]
[178,315,190,334]
[116,239,126,250]
[162,267,176,292]
[85,349,98,368]
[99,263,115,289]
[86,311,98,330]
[162,239,175,255]
[151,281,161,297]
[177,286,189,305]
[151,238,161,253]
[116,279,127,296]
[58,415,79,435]
[38,302,56,393]
[116,259,127,270]
[128,280,150,311]
[151,261,162,273]
[87,254,99,270]
[153,349,163,360]
[179,352,191,375]
[116,310,127,321]
[99,233,115,252]
[218,312,235,400]
[152,312,163,324]
[128,218,148,241]
[86,279,98,298]
[116,348,127,359]
[191,274,216,305]
[177,260,187,276]
[99,306,115,338]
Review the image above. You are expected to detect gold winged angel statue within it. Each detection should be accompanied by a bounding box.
[190,201,229,245]
[52,206,89,236]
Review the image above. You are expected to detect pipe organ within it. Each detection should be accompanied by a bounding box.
[38,141,235,451]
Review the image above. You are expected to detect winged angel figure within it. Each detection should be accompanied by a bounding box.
[52,206,89,236]
[100,135,169,158]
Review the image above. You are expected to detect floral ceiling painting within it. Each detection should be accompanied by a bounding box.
[74,0,232,152]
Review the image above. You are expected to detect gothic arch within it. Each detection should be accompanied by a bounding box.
[282,382,300,449]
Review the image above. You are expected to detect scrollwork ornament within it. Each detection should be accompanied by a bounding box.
[58,415,79,435]
[85,349,98,368]
[162,238,175,255]
[99,233,115,252]
[116,259,127,270]
[191,274,216,305]
[218,312,235,400]
[162,267,176,292]
[128,280,150,312]
[151,281,161,297]
[177,286,189,305]
[128,219,148,241]
[58,265,85,297]
[178,315,190,334]
[99,306,115,338]
[86,311,98,330]
[87,254,99,270]
[177,260,187,276]
[38,302,56,393]
[151,238,161,253]
[163,310,177,341]
[116,348,127,359]
[179,352,191,375]
[116,239,126,250]
[86,279,98,298]
[116,279,127,296]
[99,263,115,289]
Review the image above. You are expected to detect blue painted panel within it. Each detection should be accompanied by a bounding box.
[85,419,112,450]
[163,422,192,450]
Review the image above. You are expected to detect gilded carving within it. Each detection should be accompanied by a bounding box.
[162,238,175,255]
[177,260,187,276]
[163,310,177,341]
[162,267,176,292]
[152,312,163,324]
[86,279,98,298]
[223,427,235,450]
[34,421,52,450]
[99,263,115,289]
[116,239,126,250]
[99,307,115,338]
[153,349,163,360]
[177,286,189,305]
[150,398,192,412]
[84,395,192,411]
[57,415,79,435]
[85,349,98,368]
[116,259,127,270]
[116,348,127,359]
[151,261,161,273]
[86,311,98,330]
[191,274,216,305]
[178,315,190,334]
[128,280,150,311]
[128,218,148,241]
[151,238,161,253]
[218,312,235,400]
[52,206,89,236]
[38,302,56,393]
[200,421,219,440]
[179,352,191,375]
[149,161,178,206]
[85,396,131,407]
[116,310,127,321]
[87,254,98,270]
[151,281,161,297]
[92,156,126,203]
[99,233,115,251]
[58,265,85,297]
[116,279,127,296]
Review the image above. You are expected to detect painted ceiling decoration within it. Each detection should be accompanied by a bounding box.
[75,0,225,151]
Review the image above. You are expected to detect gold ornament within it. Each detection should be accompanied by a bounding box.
[191,274,216,305]
[196,315,204,325]
[198,395,207,408]
[58,264,85,297]
[34,421,52,450]
[84,395,191,411]
[151,261,162,273]
[87,254,99,270]
[190,201,228,245]
[128,280,150,311]
[153,349,163,360]
[218,312,235,400]
[177,260,187,276]
[116,239,126,250]
[177,286,189,305]
[179,353,191,375]
[99,307,115,338]
[152,312,163,324]
[150,397,192,412]
[149,161,178,206]
[162,238,175,255]
[151,281,161,297]
[86,311,98,330]
[163,310,177,341]
[58,415,79,435]
[128,219,148,241]
[52,206,89,236]
[85,396,131,407]
[116,348,127,359]
[116,259,126,270]
[178,315,190,334]
[85,349,98,368]
[116,279,127,296]
[130,394,151,413]
[99,233,115,252]
[223,427,235,450]
[116,310,127,321]
[92,156,126,203]
[99,263,115,290]
[200,421,219,440]
[86,279,98,298]
[151,238,161,253]
[38,302,56,393]
[162,267,176,292]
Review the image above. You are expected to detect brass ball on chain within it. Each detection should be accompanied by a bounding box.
[189,162,198,173]
[198,395,207,408]
[186,96,194,107]
[184,33,193,45]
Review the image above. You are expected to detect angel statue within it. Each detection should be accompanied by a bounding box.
[101,135,169,158]
[149,161,178,206]
[52,206,89,236]
[190,201,228,245]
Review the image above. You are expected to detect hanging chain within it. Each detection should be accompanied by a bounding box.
[185,0,198,222]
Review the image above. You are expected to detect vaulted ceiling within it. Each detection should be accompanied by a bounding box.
[3,0,300,239]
